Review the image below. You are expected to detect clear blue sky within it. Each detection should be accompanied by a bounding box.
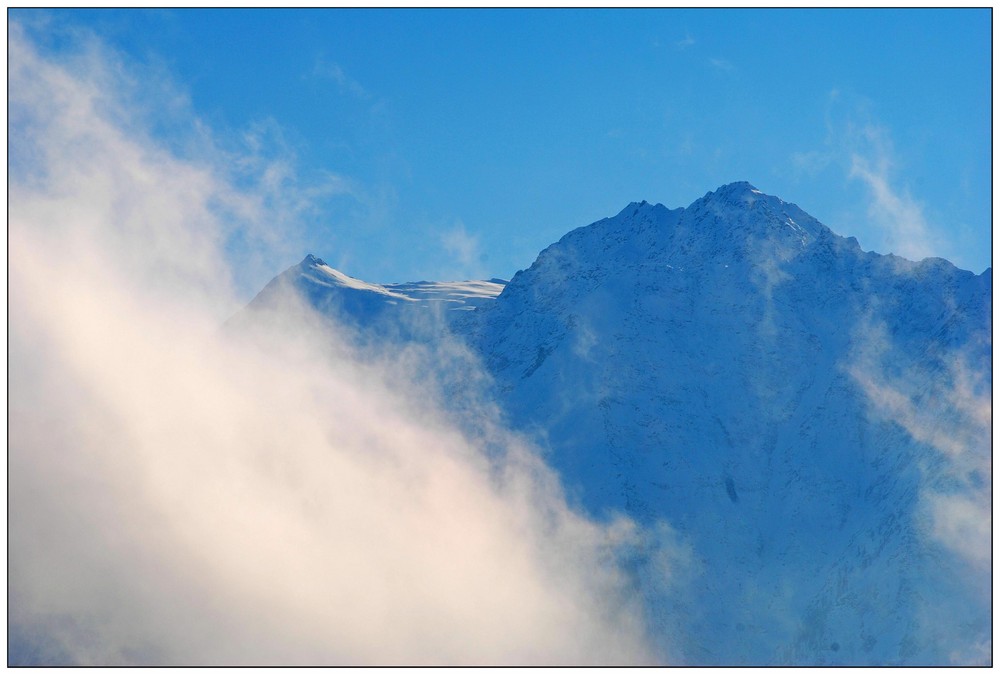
[11,8,993,289]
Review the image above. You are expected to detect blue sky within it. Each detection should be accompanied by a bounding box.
[11,8,992,292]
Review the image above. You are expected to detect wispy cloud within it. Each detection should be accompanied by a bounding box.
[847,317,991,665]
[8,20,660,666]
[790,93,946,265]
[675,32,695,50]
[229,117,363,273]
[439,220,484,279]
[789,149,835,176]
[848,124,937,262]
[848,320,991,573]
[788,90,842,177]
[312,57,371,100]
[708,57,734,73]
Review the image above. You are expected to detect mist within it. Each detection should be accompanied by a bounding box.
[847,313,992,664]
[8,22,658,665]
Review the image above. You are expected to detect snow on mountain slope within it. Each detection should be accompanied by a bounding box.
[465,182,991,665]
[229,254,505,341]
[233,182,991,665]
[260,253,504,311]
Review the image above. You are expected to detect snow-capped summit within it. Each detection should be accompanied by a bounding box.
[706,179,763,200]
[692,180,833,243]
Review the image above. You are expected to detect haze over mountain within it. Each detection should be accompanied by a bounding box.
[237,182,992,665]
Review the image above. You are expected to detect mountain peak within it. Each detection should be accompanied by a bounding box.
[301,253,327,267]
[719,180,760,192]
[704,181,767,205]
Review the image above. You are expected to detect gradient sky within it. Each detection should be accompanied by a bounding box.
[12,8,992,293]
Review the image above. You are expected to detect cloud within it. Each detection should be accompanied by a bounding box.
[848,125,938,262]
[675,33,695,50]
[708,57,734,73]
[847,320,991,573]
[748,239,794,339]
[223,116,364,288]
[846,316,991,665]
[8,20,660,666]
[312,57,371,100]
[790,94,947,266]
[789,148,835,176]
[439,220,484,279]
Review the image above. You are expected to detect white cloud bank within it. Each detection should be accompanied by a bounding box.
[7,22,657,666]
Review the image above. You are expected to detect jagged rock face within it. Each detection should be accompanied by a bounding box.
[236,182,991,665]
[465,183,990,665]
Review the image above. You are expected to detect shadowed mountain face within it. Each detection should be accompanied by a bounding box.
[236,182,991,665]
